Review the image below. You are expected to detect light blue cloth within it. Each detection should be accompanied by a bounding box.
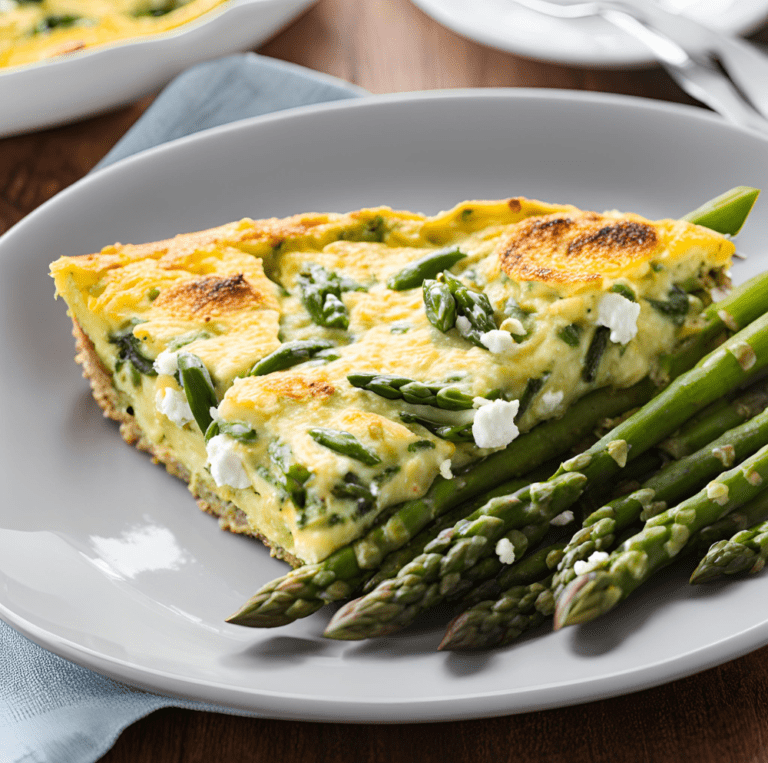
[1,53,363,763]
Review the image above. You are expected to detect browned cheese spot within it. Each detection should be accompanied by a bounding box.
[261,375,336,402]
[499,211,659,286]
[508,198,522,213]
[154,274,264,318]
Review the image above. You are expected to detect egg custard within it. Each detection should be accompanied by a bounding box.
[0,0,228,68]
[50,198,734,565]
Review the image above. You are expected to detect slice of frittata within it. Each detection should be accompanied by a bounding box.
[50,197,734,565]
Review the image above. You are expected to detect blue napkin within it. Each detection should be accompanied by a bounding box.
[0,53,363,763]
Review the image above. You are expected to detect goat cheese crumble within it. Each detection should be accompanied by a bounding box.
[480,329,516,354]
[597,293,640,345]
[153,349,181,376]
[550,510,574,527]
[206,435,251,490]
[574,551,610,576]
[496,537,516,565]
[472,398,520,449]
[439,459,454,480]
[155,388,194,427]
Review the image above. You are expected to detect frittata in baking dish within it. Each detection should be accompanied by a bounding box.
[50,197,734,564]
[0,0,228,68]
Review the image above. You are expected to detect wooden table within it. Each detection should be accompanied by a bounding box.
[4,1,768,760]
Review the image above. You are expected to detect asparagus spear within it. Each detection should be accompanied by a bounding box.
[423,279,457,332]
[553,403,768,599]
[177,352,217,434]
[440,271,496,347]
[439,575,555,652]
[681,186,760,236]
[347,373,474,410]
[323,473,586,640]
[297,263,363,329]
[387,247,466,291]
[659,381,768,459]
[582,327,610,383]
[451,541,566,613]
[362,476,533,594]
[554,445,768,628]
[691,515,768,583]
[249,340,336,376]
[308,428,382,466]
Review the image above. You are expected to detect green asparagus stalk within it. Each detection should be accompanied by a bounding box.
[659,381,768,458]
[249,340,336,376]
[347,373,474,410]
[582,326,610,383]
[297,263,364,329]
[439,575,555,651]
[554,445,768,628]
[177,352,217,434]
[690,520,768,582]
[423,279,457,333]
[362,476,533,594]
[553,403,768,599]
[323,473,586,640]
[440,271,496,347]
[681,186,760,235]
[110,321,157,383]
[552,309,768,492]
[452,542,566,613]
[387,247,466,291]
[308,428,382,466]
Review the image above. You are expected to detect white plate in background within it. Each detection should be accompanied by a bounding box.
[410,0,768,68]
[1,0,315,137]
[1,90,768,721]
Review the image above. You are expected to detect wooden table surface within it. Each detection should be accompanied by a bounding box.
[4,1,768,760]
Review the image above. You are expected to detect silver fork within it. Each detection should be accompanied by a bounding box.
[512,0,768,134]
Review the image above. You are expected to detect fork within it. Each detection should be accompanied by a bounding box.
[512,0,768,134]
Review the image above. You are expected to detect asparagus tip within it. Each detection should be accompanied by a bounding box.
[553,572,620,629]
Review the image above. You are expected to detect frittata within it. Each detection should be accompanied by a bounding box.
[50,197,734,565]
[0,0,228,68]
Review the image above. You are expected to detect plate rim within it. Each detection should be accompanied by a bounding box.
[3,87,768,722]
[408,0,768,68]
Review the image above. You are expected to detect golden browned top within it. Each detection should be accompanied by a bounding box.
[499,211,660,286]
[154,273,267,318]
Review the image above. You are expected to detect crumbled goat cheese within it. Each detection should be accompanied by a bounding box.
[455,315,471,335]
[496,537,516,565]
[706,481,730,506]
[155,388,194,427]
[153,349,181,376]
[0,0,17,10]
[206,435,251,489]
[472,399,520,449]
[550,510,574,527]
[597,293,640,345]
[480,329,516,354]
[439,459,454,480]
[573,551,610,576]
[539,390,564,416]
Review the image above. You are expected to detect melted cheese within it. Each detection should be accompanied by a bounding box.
[50,197,734,563]
[0,0,228,68]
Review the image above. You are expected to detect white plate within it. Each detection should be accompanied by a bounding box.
[2,90,768,722]
[410,0,768,68]
[0,0,315,137]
